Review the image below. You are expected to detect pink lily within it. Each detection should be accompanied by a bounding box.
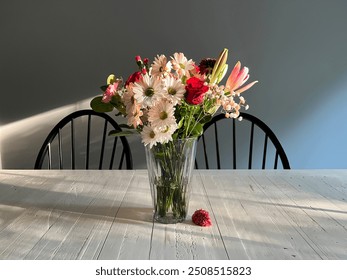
[225,61,258,94]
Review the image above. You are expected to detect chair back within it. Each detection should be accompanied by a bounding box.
[195,112,290,169]
[35,109,133,169]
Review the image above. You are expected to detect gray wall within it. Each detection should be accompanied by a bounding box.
[1,0,347,169]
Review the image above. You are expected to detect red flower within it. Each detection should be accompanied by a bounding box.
[192,209,212,227]
[198,58,216,75]
[125,71,142,86]
[185,77,209,105]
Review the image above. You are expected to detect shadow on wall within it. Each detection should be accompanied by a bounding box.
[0,99,146,169]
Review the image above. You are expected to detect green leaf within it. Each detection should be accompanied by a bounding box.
[90,96,114,113]
[119,124,134,129]
[206,105,219,115]
[177,117,184,129]
[153,151,165,160]
[111,94,122,105]
[100,85,108,92]
[108,130,138,137]
[200,115,212,125]
[110,95,126,115]
[190,123,203,137]
[181,75,187,84]
[172,133,179,140]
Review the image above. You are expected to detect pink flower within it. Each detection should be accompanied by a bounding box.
[225,61,258,94]
[192,209,212,227]
[102,82,119,103]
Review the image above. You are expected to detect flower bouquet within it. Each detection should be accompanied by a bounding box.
[91,48,257,223]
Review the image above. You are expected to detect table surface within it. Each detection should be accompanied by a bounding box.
[0,169,346,260]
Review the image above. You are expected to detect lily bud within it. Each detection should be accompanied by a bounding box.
[216,64,228,84]
[210,48,228,85]
[107,74,116,85]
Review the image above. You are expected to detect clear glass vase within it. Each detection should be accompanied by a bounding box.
[145,138,197,224]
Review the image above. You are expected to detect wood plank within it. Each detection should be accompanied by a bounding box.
[258,171,347,259]
[0,172,56,232]
[34,171,133,260]
[0,171,77,259]
[0,170,133,259]
[1,170,347,260]
[97,170,153,260]
[200,170,326,259]
[149,172,229,260]
[0,208,59,259]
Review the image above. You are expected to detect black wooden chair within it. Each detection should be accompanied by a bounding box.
[195,112,290,169]
[35,109,133,170]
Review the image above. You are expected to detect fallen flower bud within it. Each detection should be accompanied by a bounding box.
[192,209,212,227]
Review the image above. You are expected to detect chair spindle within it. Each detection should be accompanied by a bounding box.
[71,119,75,169]
[86,115,92,169]
[99,119,108,169]
[110,136,118,169]
[233,118,236,169]
[58,129,63,169]
[262,135,268,169]
[248,123,255,169]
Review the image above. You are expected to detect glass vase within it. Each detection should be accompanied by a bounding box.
[145,138,197,224]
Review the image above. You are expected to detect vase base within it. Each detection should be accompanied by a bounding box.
[154,213,186,224]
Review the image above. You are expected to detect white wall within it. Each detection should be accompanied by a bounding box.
[1,0,347,169]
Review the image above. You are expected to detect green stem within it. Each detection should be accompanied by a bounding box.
[185,107,194,138]
[187,109,205,138]
[152,140,191,220]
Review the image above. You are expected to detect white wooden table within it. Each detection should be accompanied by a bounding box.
[0,169,346,260]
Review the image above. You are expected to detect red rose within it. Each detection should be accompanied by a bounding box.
[185,77,209,105]
[125,71,142,86]
[192,209,212,227]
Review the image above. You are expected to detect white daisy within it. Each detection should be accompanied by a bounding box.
[155,123,178,144]
[163,76,186,105]
[141,125,159,148]
[148,100,176,129]
[151,54,172,78]
[171,52,195,78]
[132,74,165,108]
